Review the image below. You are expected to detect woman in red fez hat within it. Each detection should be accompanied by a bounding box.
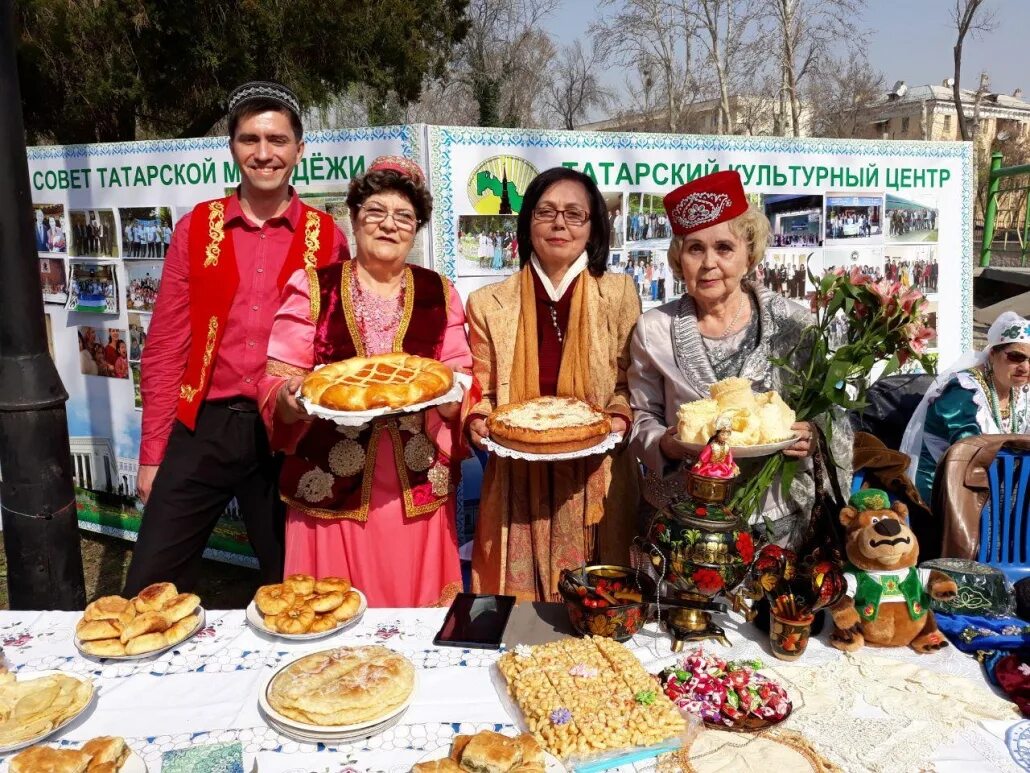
[627,170,852,549]
[257,156,472,607]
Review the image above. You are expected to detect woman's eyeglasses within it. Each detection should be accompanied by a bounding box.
[359,203,418,231]
[1003,350,1030,365]
[533,206,589,227]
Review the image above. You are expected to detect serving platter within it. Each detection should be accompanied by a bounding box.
[681,435,799,459]
[0,671,96,754]
[299,372,471,427]
[244,589,367,640]
[74,608,206,661]
[482,432,623,462]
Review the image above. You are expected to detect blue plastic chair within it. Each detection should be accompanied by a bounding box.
[978,449,1030,584]
[850,469,866,495]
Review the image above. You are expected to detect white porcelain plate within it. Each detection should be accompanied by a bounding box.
[245,590,367,640]
[74,608,206,661]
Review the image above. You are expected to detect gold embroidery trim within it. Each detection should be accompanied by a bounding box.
[303,210,322,321]
[204,201,226,268]
[391,267,415,352]
[179,316,219,402]
[386,425,449,517]
[340,261,366,357]
[432,581,463,608]
[265,358,309,378]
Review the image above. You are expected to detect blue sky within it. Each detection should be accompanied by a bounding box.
[552,0,1030,98]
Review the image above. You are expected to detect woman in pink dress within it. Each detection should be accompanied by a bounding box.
[258,156,471,607]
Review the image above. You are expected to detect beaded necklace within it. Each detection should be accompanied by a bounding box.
[982,366,1029,432]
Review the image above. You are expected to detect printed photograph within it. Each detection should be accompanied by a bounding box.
[39,257,68,304]
[68,261,119,314]
[884,245,938,295]
[821,247,885,283]
[764,194,823,248]
[45,314,55,360]
[32,203,67,254]
[755,251,815,300]
[621,248,671,308]
[626,193,672,248]
[128,313,148,362]
[125,261,163,313]
[69,209,119,258]
[608,249,624,270]
[885,193,939,244]
[603,190,626,248]
[924,301,939,348]
[77,326,129,379]
[130,363,143,410]
[824,195,883,244]
[118,207,172,258]
[456,214,519,276]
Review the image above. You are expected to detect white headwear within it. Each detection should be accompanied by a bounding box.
[900,311,1030,481]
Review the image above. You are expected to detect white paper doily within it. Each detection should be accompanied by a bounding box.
[298,372,471,427]
[482,432,623,461]
[680,435,798,459]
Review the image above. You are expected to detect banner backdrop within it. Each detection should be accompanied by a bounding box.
[27,124,973,562]
[28,127,418,564]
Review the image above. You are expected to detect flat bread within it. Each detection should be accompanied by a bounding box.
[267,646,414,726]
[488,397,611,454]
[0,674,92,747]
[302,353,453,412]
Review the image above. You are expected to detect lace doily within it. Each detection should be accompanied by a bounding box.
[299,372,471,427]
[482,432,623,461]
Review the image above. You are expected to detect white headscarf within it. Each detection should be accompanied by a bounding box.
[900,311,1030,481]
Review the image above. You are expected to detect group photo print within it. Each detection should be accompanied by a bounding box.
[456,214,518,276]
[68,260,118,314]
[764,193,823,248]
[128,312,147,362]
[69,209,119,258]
[125,261,163,313]
[39,257,68,305]
[626,192,672,247]
[77,325,129,380]
[118,207,172,258]
[604,190,625,248]
[824,194,884,244]
[884,245,939,295]
[32,202,67,254]
[886,193,939,243]
[822,246,886,283]
[755,251,812,300]
[621,248,670,307]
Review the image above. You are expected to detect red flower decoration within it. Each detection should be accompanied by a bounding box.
[655,523,667,533]
[695,507,708,517]
[692,568,724,595]
[735,532,754,565]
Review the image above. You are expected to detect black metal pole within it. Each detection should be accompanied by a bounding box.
[0,0,86,609]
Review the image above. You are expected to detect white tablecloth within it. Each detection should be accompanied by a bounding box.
[0,608,1021,772]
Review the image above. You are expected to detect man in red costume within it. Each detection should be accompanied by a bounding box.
[125,82,349,594]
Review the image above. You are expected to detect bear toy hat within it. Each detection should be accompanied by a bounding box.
[829,489,958,654]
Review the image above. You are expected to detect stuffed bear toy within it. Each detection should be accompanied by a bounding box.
[829,489,958,654]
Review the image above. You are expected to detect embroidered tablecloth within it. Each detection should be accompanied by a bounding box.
[0,608,1020,772]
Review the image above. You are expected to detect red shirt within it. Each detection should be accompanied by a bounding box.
[139,191,349,465]
[532,267,576,396]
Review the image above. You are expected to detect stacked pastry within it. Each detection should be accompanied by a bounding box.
[0,672,92,748]
[496,636,685,760]
[412,730,546,772]
[677,376,796,446]
[10,736,131,772]
[267,646,415,726]
[254,574,361,635]
[75,582,201,657]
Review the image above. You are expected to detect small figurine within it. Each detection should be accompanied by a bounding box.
[691,417,740,479]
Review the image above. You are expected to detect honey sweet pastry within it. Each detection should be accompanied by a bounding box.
[314,576,351,594]
[284,574,315,596]
[160,593,200,624]
[255,584,296,616]
[302,353,453,412]
[307,591,344,613]
[133,582,177,612]
[274,602,316,634]
[487,397,612,454]
[331,591,362,621]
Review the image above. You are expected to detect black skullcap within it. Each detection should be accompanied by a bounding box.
[227,81,301,120]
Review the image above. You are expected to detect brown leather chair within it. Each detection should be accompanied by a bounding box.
[930,434,1030,559]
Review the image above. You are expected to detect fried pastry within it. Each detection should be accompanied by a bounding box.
[79,639,126,657]
[160,593,200,623]
[314,576,351,594]
[676,398,719,444]
[308,614,338,633]
[83,596,135,626]
[75,618,122,642]
[332,591,362,621]
[307,591,344,613]
[9,746,92,773]
[133,582,177,612]
[255,584,296,616]
[274,602,316,634]
[119,611,169,644]
[284,574,315,596]
[462,730,522,771]
[80,735,128,767]
[164,613,200,646]
[125,632,167,656]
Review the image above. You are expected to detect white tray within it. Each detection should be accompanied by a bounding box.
[244,590,367,640]
[299,372,471,427]
[417,740,565,770]
[259,650,417,734]
[680,435,799,459]
[0,671,96,754]
[74,608,205,661]
[483,432,623,461]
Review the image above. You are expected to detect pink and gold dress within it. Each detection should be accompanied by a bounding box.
[258,261,471,607]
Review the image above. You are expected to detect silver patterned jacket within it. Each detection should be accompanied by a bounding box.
[627,283,853,548]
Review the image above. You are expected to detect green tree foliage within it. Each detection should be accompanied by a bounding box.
[16,0,469,143]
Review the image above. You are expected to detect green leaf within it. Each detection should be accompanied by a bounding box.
[881,353,901,378]
[780,458,800,497]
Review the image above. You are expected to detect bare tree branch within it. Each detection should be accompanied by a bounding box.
[952,0,998,141]
[541,41,615,129]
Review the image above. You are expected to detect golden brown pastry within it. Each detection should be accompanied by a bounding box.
[514,733,544,764]
[125,632,167,656]
[75,618,122,642]
[284,574,315,596]
[314,577,351,594]
[461,730,522,772]
[331,591,362,621]
[255,584,296,616]
[160,592,200,623]
[308,614,338,633]
[119,611,170,643]
[9,746,92,773]
[89,764,118,773]
[411,761,464,773]
[302,353,453,412]
[449,734,473,761]
[307,591,343,613]
[79,638,126,657]
[83,596,135,626]
[0,674,93,746]
[80,736,128,768]
[133,582,177,612]
[274,602,316,634]
[164,613,201,646]
[487,396,611,454]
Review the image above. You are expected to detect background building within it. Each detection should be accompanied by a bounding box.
[579,95,811,137]
[69,436,116,492]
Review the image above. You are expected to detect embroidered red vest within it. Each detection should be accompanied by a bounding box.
[280,260,456,521]
[177,196,337,429]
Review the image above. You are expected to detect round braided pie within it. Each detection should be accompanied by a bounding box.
[301,353,453,412]
[487,396,612,454]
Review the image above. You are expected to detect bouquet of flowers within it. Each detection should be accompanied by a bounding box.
[657,648,792,728]
[730,263,937,521]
